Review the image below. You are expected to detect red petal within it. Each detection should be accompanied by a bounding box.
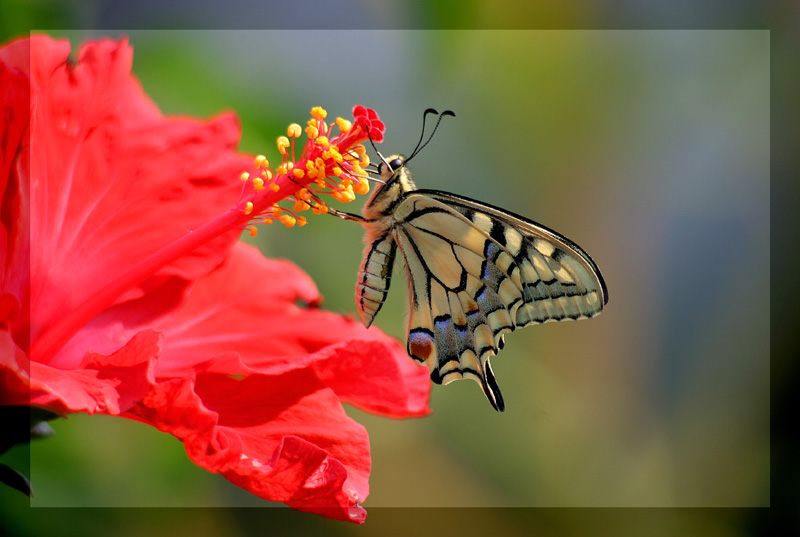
[54,243,430,416]
[129,369,370,522]
[5,36,250,344]
[0,39,32,337]
[0,330,30,406]
[309,339,430,417]
[27,330,160,414]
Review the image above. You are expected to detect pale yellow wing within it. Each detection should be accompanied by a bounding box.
[391,190,607,411]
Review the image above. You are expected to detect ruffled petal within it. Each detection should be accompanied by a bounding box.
[54,242,431,416]
[27,330,160,415]
[129,369,369,522]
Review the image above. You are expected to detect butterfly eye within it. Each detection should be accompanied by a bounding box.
[389,158,404,171]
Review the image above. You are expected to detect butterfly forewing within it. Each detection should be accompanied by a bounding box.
[385,191,606,411]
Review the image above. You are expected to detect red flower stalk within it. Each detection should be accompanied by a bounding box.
[0,35,429,522]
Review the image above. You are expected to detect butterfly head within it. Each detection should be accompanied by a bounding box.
[362,153,417,218]
[377,154,407,181]
[362,109,455,218]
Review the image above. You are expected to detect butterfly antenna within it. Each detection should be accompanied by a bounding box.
[407,108,440,160]
[407,109,455,163]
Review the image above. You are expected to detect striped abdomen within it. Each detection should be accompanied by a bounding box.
[355,233,397,327]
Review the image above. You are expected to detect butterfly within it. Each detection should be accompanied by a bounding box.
[329,109,608,411]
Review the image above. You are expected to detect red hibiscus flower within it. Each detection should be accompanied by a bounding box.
[0,35,430,523]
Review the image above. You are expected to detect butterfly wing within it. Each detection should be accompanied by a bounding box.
[391,190,607,411]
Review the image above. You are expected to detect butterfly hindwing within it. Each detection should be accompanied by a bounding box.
[389,191,607,411]
[395,225,506,410]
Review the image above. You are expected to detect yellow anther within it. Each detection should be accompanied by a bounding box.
[262,169,273,181]
[312,203,329,215]
[305,125,319,139]
[333,184,356,203]
[252,177,265,191]
[298,188,311,201]
[296,215,308,227]
[336,117,352,132]
[353,178,370,195]
[243,201,254,215]
[310,106,328,120]
[294,200,310,212]
[277,136,290,155]
[292,168,305,179]
[279,214,296,228]
[286,161,294,170]
[316,136,329,147]
[240,171,250,181]
[287,123,302,138]
[262,218,273,225]
[276,165,287,175]
[307,168,318,179]
[254,155,269,169]
[332,166,343,176]
[247,225,258,237]
[269,183,281,192]
[360,154,370,167]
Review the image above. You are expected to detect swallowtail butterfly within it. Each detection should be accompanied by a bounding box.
[329,110,607,411]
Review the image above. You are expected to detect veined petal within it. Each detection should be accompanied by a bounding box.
[12,36,251,349]
[25,330,160,415]
[128,369,370,522]
[54,243,430,417]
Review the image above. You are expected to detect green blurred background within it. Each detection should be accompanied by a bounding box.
[1,10,771,537]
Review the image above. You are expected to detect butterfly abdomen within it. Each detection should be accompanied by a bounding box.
[355,232,397,327]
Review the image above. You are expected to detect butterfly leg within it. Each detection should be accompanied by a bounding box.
[326,207,368,223]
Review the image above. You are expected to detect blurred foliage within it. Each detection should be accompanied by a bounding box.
[0,3,774,537]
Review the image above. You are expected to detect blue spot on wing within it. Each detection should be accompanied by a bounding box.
[476,286,488,307]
